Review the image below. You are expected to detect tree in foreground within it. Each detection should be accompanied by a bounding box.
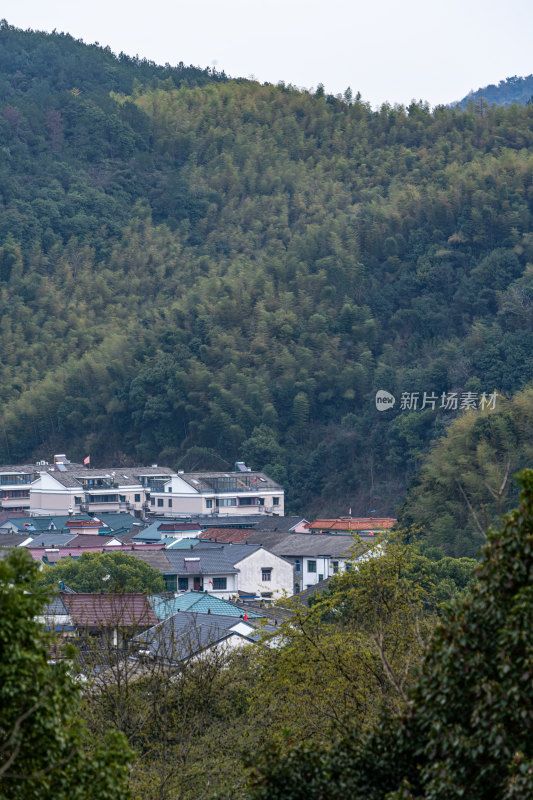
[36,550,165,593]
[246,469,533,800]
[0,549,131,800]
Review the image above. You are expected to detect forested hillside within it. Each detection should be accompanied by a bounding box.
[1,22,532,535]
[457,74,533,108]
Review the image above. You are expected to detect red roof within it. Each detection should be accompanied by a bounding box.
[66,519,101,528]
[61,593,157,628]
[306,518,397,532]
[198,528,251,543]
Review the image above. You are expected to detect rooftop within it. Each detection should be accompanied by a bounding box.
[245,531,367,558]
[61,593,157,628]
[150,591,263,620]
[164,547,239,576]
[178,471,282,494]
[306,517,397,532]
[134,611,257,662]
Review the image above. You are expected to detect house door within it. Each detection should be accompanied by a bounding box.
[193,577,203,591]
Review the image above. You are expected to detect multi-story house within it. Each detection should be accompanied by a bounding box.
[147,471,284,517]
[245,531,370,593]
[0,455,285,519]
[0,464,36,512]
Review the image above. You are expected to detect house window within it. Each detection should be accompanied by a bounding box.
[332,561,339,574]
[119,495,126,502]
[206,499,213,509]
[262,569,272,581]
[345,563,352,572]
[295,559,301,571]
[74,496,83,505]
[318,574,324,581]
[150,497,155,506]
[217,498,237,507]
[168,499,172,508]
[157,499,164,507]
[134,494,140,502]
[307,560,317,573]
[273,497,280,505]
[168,486,172,492]
[164,575,177,592]
[178,577,188,591]
[212,577,227,590]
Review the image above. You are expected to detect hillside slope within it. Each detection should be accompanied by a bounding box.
[1,23,533,520]
[456,74,533,108]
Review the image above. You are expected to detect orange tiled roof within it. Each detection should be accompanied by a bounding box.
[306,518,396,532]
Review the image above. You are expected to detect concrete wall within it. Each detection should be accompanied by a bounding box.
[235,548,294,598]
[29,473,77,515]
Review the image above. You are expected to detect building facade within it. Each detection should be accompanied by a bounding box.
[0,456,284,520]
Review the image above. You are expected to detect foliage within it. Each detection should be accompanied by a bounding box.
[0,26,533,527]
[0,548,131,799]
[35,550,165,593]
[245,470,533,800]
[246,536,468,747]
[80,632,258,800]
[457,74,533,109]
[401,386,533,556]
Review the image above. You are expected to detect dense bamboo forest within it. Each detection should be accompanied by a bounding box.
[1,22,533,553]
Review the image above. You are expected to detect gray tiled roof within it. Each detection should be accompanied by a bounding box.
[219,543,262,565]
[178,471,282,493]
[0,533,32,547]
[33,465,175,489]
[134,611,254,662]
[43,472,85,488]
[164,547,238,576]
[126,549,174,572]
[246,532,364,558]
[42,594,71,616]
[23,533,77,548]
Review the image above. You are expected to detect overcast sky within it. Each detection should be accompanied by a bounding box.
[2,0,533,108]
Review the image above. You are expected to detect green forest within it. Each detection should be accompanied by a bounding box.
[1,22,532,555]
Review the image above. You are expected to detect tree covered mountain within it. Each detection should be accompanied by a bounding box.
[456,74,533,109]
[1,22,532,543]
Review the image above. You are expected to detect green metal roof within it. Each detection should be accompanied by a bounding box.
[150,591,263,620]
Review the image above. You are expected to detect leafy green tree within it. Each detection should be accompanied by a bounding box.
[0,548,131,800]
[402,387,533,556]
[246,470,533,800]
[248,536,453,748]
[36,550,165,594]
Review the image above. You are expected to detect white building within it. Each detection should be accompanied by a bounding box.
[148,471,284,517]
[0,456,284,520]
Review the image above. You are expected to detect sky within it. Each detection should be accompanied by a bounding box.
[2,0,533,108]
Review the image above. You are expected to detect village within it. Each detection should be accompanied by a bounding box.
[0,454,395,664]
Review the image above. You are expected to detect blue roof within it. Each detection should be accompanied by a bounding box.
[164,537,201,549]
[131,522,163,541]
[150,591,263,620]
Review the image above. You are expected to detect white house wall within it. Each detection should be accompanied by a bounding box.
[234,548,293,598]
